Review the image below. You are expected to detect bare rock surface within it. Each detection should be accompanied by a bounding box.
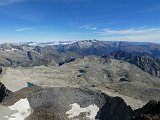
[1,56,160,103]
[111,50,160,78]
[1,86,160,120]
[0,86,134,120]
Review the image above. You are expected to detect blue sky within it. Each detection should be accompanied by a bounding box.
[0,0,160,43]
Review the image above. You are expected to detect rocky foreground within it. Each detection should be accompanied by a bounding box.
[0,85,160,120]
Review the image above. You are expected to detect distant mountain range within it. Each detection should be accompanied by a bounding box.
[56,40,160,57]
[21,41,74,47]
[0,40,160,78]
[23,40,160,56]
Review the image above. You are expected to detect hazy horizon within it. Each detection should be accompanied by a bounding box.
[0,0,160,43]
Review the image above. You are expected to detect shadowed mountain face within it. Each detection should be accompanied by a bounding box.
[0,68,12,102]
[96,96,133,120]
[132,100,160,120]
[111,50,160,78]
[0,82,12,102]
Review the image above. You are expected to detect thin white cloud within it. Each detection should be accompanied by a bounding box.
[98,27,160,35]
[98,34,160,43]
[90,27,97,30]
[16,27,48,35]
[16,27,37,32]
[96,27,160,43]
[78,25,97,30]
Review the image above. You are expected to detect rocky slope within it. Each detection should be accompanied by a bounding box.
[1,56,160,103]
[0,86,160,120]
[0,43,80,67]
[111,50,160,78]
[0,87,134,120]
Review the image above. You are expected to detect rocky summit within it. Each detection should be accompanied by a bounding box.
[1,86,160,120]
[0,86,132,120]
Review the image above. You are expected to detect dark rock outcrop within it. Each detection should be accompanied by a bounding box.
[128,56,160,78]
[0,82,12,102]
[58,57,76,66]
[96,97,133,120]
[132,100,160,120]
[0,67,2,74]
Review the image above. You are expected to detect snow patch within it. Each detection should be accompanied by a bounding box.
[78,41,94,48]
[24,41,73,47]
[66,103,99,120]
[3,48,19,52]
[5,98,32,120]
